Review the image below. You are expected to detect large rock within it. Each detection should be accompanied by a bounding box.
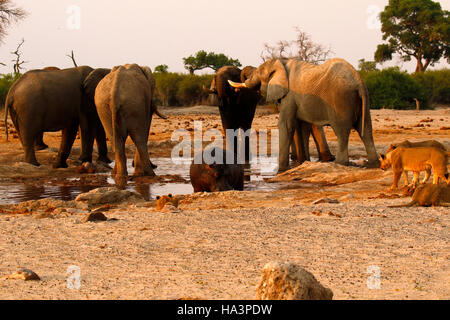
[75,187,144,206]
[256,262,333,300]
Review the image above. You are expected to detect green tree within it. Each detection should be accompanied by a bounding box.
[374,0,450,73]
[358,59,379,73]
[154,64,169,73]
[183,50,241,74]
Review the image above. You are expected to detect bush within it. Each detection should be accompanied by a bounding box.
[0,73,20,110]
[412,69,450,105]
[362,67,427,109]
[154,72,213,106]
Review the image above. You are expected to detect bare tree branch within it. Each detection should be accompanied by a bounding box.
[261,27,333,64]
[66,50,78,67]
[0,0,27,43]
[11,38,27,73]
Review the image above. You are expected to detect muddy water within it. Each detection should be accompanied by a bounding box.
[0,157,290,204]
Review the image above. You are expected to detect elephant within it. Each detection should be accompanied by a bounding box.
[229,58,379,172]
[94,64,166,180]
[190,147,244,192]
[204,65,260,161]
[4,66,111,168]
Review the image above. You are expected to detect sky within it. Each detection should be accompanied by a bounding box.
[0,0,449,74]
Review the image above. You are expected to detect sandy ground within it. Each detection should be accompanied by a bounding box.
[0,106,448,300]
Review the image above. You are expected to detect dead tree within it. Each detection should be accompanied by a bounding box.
[66,50,78,67]
[261,27,333,64]
[0,0,27,43]
[11,38,27,74]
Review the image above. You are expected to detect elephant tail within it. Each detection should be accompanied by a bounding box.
[355,71,370,138]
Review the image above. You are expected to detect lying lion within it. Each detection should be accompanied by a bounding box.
[389,183,450,207]
[380,147,449,190]
[156,194,180,211]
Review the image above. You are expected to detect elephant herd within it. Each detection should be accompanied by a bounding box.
[4,58,380,192]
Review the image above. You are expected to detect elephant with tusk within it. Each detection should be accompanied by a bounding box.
[229,58,379,172]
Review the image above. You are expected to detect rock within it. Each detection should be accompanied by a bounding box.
[5,268,40,281]
[256,262,333,300]
[34,212,54,219]
[339,194,354,201]
[75,187,144,206]
[312,197,340,205]
[82,212,108,223]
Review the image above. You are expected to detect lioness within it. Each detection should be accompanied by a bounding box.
[385,140,449,186]
[380,147,449,190]
[389,183,450,207]
[386,140,447,154]
[156,194,180,211]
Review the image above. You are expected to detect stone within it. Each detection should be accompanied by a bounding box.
[5,268,40,281]
[75,187,144,206]
[256,262,333,300]
[312,197,340,205]
[82,212,108,223]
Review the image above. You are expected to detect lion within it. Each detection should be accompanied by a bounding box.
[385,140,449,186]
[386,140,447,154]
[388,183,450,207]
[156,194,180,211]
[380,147,449,190]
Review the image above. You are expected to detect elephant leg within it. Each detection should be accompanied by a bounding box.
[130,132,155,177]
[311,125,335,162]
[277,96,297,173]
[54,122,78,168]
[79,116,94,164]
[355,114,379,167]
[356,127,379,167]
[23,132,40,166]
[113,134,128,178]
[333,126,351,166]
[34,132,48,151]
[298,121,312,163]
[95,126,112,164]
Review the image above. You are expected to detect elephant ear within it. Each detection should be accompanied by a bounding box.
[139,66,155,89]
[83,68,111,102]
[240,66,256,82]
[266,59,289,103]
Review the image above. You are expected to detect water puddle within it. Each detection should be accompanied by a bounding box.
[0,157,289,204]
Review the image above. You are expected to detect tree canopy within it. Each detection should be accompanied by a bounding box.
[261,27,333,64]
[154,64,169,73]
[183,50,241,74]
[374,0,450,73]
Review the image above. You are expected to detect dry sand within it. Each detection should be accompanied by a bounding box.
[0,106,448,300]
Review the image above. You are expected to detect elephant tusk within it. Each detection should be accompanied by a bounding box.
[155,109,168,120]
[202,85,217,94]
[228,80,247,89]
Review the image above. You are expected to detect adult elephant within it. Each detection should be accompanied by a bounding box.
[94,64,166,179]
[229,58,379,172]
[4,66,111,167]
[204,65,260,161]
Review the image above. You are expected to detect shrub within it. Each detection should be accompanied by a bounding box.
[0,73,20,110]
[362,67,427,109]
[154,72,213,106]
[412,69,450,106]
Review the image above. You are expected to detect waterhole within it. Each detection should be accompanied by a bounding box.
[0,157,292,204]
